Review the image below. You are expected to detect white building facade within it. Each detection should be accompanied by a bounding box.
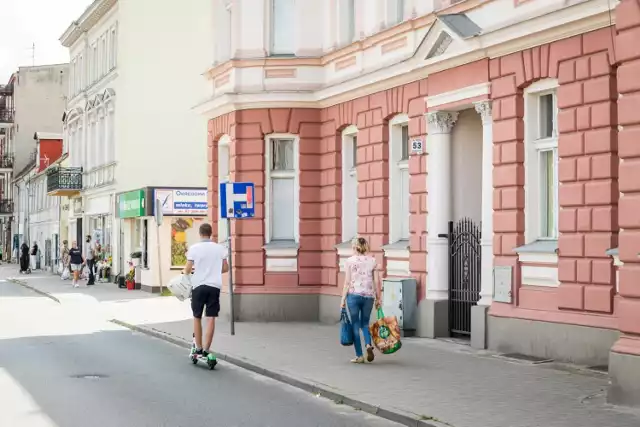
[60,0,213,285]
[60,0,119,265]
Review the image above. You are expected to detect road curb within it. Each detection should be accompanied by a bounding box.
[110,318,444,427]
[7,277,61,304]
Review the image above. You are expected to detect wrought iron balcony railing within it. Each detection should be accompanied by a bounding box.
[47,166,83,194]
[0,109,14,123]
[0,154,13,169]
[0,198,14,214]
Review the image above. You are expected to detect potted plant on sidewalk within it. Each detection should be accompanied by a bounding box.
[125,261,136,291]
[130,251,142,267]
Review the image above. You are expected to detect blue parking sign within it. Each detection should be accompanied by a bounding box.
[219,182,255,219]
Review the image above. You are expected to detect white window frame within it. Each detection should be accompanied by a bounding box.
[389,114,410,243]
[386,0,404,27]
[217,135,231,243]
[524,79,559,243]
[341,125,358,243]
[270,0,295,56]
[264,134,300,244]
[338,0,356,46]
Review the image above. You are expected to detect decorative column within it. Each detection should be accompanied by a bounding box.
[474,101,494,306]
[424,111,457,338]
[471,100,493,350]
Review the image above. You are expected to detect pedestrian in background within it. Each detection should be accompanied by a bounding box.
[60,240,70,280]
[30,241,38,271]
[84,235,96,285]
[69,240,84,288]
[340,237,382,364]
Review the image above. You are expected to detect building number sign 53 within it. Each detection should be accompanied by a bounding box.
[411,138,424,155]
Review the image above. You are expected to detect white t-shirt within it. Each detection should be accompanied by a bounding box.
[186,240,228,289]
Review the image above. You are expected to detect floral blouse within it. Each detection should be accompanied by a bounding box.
[345,255,377,298]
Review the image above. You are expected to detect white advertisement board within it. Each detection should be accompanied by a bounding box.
[154,188,208,216]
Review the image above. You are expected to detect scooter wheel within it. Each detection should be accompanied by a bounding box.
[207,360,217,370]
[191,357,198,365]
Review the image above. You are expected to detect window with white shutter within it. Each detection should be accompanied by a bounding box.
[266,136,299,243]
[341,126,358,242]
[389,115,410,243]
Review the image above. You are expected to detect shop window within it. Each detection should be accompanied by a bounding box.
[524,79,559,243]
[271,0,295,55]
[265,136,298,243]
[342,126,358,242]
[338,0,356,46]
[217,135,231,243]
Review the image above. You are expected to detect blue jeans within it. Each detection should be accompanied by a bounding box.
[346,294,374,357]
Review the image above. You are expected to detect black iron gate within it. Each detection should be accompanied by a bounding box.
[444,218,481,337]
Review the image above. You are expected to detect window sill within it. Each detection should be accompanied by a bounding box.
[335,241,353,258]
[264,240,299,257]
[382,239,410,259]
[514,240,558,264]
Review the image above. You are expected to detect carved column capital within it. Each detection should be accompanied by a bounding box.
[474,101,493,125]
[426,111,458,134]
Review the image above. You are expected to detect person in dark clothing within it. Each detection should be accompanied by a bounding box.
[69,240,84,288]
[84,235,96,285]
[30,242,38,270]
[19,243,29,273]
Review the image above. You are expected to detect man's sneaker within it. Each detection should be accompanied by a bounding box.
[190,347,204,357]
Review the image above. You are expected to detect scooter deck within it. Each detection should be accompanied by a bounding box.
[189,350,217,370]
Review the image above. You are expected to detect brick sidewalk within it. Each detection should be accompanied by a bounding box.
[6,269,640,427]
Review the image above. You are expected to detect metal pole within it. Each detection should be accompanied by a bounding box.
[227,218,235,336]
[156,221,163,294]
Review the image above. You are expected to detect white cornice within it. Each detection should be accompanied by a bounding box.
[60,0,117,47]
[195,0,614,118]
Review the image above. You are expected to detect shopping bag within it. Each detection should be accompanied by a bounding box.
[340,308,354,346]
[57,262,64,275]
[369,308,402,354]
[167,274,192,302]
[81,265,90,280]
[61,267,70,280]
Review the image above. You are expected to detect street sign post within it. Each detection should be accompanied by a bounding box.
[219,182,255,336]
[154,199,164,295]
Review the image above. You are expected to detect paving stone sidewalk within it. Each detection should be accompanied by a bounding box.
[6,268,640,427]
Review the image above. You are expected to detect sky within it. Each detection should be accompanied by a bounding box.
[0,0,92,83]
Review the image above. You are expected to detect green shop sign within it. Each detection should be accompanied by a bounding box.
[118,190,146,218]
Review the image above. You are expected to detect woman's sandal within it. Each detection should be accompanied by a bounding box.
[366,346,375,363]
[350,357,365,364]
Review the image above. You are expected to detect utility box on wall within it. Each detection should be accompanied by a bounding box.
[382,277,417,337]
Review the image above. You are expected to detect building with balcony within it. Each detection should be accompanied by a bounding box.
[197,0,640,405]
[12,134,65,271]
[60,0,213,284]
[1,65,68,261]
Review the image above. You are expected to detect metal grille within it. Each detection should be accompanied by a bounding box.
[444,218,481,337]
[45,239,52,267]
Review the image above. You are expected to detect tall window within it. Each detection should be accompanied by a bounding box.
[106,105,115,164]
[93,44,98,83]
[218,136,231,243]
[389,116,410,242]
[342,127,358,242]
[339,0,356,46]
[271,0,295,55]
[386,0,404,26]
[79,54,84,91]
[524,80,559,242]
[267,137,298,242]
[101,36,107,76]
[110,27,117,69]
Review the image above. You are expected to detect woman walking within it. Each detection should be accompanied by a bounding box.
[340,237,382,364]
[68,241,84,288]
[60,240,71,280]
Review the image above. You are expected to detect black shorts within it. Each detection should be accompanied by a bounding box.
[191,285,221,318]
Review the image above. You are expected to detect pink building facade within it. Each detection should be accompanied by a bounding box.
[201,0,640,405]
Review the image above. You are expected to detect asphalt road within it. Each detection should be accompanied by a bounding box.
[0,280,399,427]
